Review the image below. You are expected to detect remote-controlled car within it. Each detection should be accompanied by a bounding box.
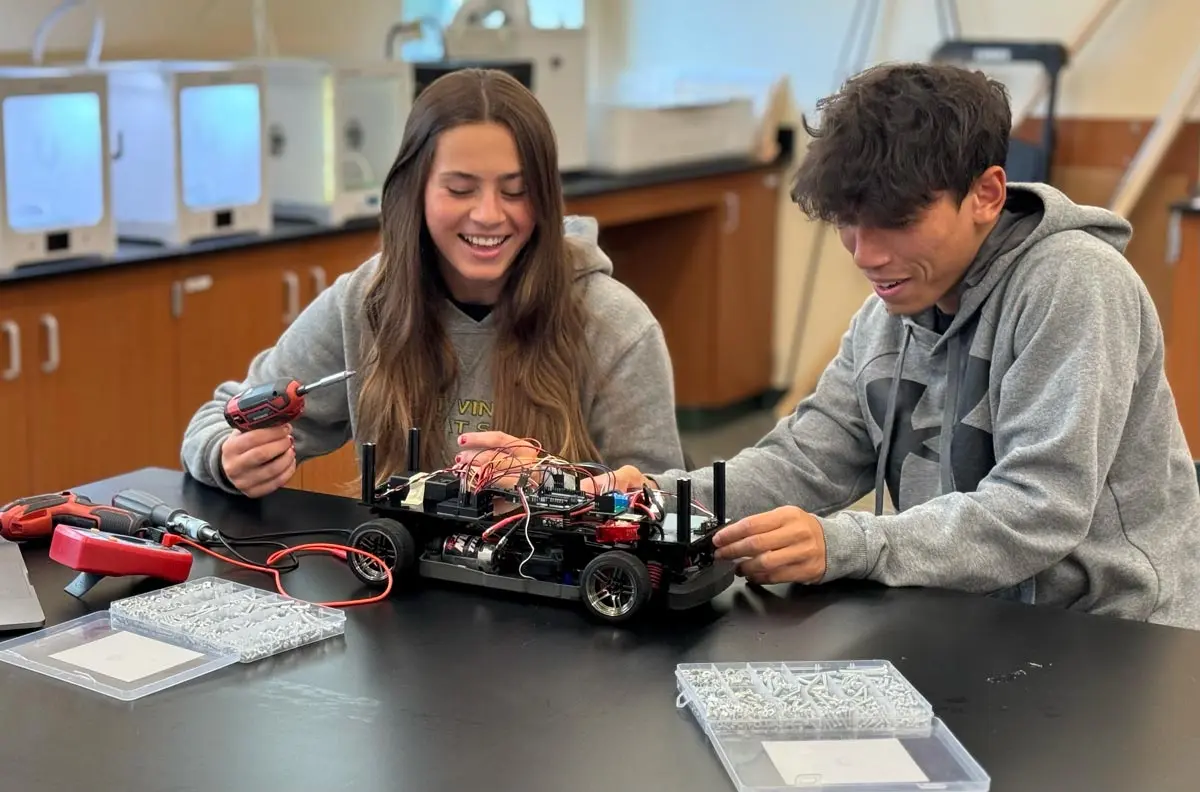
[345,428,736,624]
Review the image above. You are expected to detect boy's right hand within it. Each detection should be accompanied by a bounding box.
[219,425,296,498]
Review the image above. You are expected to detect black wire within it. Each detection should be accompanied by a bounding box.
[215,531,300,573]
[210,528,352,574]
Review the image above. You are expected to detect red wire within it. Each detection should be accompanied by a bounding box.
[175,536,393,607]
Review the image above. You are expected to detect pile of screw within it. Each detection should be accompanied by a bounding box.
[677,664,931,732]
[112,579,343,662]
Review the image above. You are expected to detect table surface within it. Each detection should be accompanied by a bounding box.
[3,467,1199,792]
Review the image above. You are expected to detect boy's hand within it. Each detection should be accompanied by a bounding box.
[713,505,827,584]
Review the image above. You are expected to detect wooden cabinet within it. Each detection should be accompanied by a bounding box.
[1167,209,1200,456]
[0,300,32,505]
[717,172,781,407]
[0,164,782,503]
[578,168,781,409]
[168,234,376,493]
[0,266,178,504]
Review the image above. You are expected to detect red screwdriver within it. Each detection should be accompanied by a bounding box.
[223,370,355,432]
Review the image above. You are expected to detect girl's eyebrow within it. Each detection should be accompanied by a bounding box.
[439,170,523,181]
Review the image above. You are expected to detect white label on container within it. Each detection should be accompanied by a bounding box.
[49,630,205,683]
[762,738,929,786]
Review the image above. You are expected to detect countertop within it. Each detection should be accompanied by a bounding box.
[0,153,785,287]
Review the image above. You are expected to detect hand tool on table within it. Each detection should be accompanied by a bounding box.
[0,492,148,542]
[223,369,356,432]
[111,489,219,544]
[50,525,193,598]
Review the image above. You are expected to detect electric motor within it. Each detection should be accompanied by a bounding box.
[440,533,500,572]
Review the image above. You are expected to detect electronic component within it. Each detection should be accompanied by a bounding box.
[440,533,502,573]
[595,492,630,514]
[422,472,460,503]
[49,525,192,598]
[350,430,735,624]
[595,519,641,544]
[437,491,485,519]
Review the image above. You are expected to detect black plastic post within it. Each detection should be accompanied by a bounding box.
[676,476,691,543]
[361,442,376,504]
[713,460,726,525]
[407,427,421,472]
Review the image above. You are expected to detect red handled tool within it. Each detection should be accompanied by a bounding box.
[0,492,148,542]
[50,526,193,598]
[223,369,355,432]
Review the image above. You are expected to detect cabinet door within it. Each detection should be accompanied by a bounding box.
[18,267,179,494]
[1166,217,1200,455]
[171,249,307,490]
[299,444,361,498]
[292,232,377,497]
[0,302,30,504]
[715,172,780,405]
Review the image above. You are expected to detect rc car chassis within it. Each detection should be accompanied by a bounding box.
[346,428,736,624]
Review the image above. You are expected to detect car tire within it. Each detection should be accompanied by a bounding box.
[347,517,417,589]
[579,550,653,623]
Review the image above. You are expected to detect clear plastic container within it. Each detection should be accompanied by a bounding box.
[0,611,238,701]
[675,661,990,791]
[109,576,346,663]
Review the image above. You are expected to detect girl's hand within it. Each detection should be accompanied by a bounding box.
[455,431,543,489]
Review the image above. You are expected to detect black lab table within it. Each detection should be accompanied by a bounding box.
[2,467,1198,792]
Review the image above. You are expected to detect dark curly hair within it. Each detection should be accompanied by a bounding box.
[790,62,1012,229]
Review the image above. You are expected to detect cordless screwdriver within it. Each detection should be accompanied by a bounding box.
[223,369,355,432]
[0,492,148,542]
[111,489,219,544]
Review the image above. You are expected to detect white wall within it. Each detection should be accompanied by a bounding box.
[0,0,405,60]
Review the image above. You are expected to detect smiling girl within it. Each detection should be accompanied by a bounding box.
[180,68,685,498]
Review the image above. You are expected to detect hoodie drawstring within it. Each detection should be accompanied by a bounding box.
[874,326,913,516]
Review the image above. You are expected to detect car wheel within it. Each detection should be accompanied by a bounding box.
[579,550,653,623]
[347,517,416,589]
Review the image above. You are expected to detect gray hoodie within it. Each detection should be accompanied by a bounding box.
[654,183,1200,630]
[180,216,686,491]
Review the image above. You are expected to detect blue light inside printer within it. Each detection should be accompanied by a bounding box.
[178,83,262,210]
[2,92,104,232]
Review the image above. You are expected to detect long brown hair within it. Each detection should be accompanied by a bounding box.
[356,68,600,482]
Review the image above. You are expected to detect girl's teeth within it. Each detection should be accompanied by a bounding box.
[465,235,504,247]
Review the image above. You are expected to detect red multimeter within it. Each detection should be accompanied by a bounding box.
[49,525,193,598]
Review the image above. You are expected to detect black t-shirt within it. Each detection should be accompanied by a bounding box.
[451,298,492,322]
[933,307,954,334]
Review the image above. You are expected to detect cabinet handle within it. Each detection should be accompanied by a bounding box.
[1,320,19,381]
[283,270,300,324]
[310,266,327,295]
[723,191,740,234]
[39,314,60,373]
[170,274,213,318]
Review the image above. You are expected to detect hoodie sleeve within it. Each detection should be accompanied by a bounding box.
[819,246,1146,593]
[651,312,878,517]
[179,270,357,493]
[587,321,687,473]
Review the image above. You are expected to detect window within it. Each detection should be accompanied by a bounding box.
[399,0,584,60]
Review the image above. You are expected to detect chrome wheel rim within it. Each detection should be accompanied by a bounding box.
[585,563,638,618]
[351,529,397,583]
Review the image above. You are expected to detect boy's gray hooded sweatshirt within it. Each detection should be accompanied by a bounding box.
[180,216,686,489]
[654,183,1200,629]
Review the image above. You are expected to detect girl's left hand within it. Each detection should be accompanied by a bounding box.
[455,431,543,488]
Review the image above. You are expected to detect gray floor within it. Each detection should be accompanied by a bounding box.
[680,409,780,467]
